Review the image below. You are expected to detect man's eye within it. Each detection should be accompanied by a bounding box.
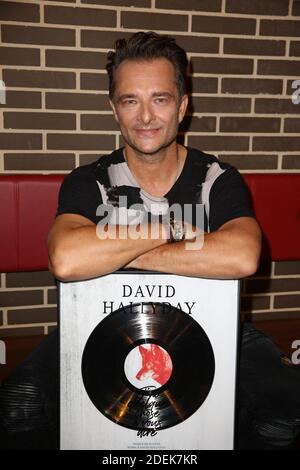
[155,98,167,104]
[124,99,137,105]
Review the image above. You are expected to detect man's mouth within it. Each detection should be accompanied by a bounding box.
[135,128,160,138]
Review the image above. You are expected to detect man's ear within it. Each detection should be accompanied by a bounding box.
[178,94,188,124]
[109,99,119,124]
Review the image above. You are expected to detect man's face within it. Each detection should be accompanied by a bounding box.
[110,58,188,156]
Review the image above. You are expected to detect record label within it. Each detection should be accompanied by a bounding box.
[124,343,173,390]
[81,302,215,432]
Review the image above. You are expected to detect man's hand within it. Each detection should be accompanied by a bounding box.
[48,212,260,281]
[47,214,168,281]
[124,217,261,279]
[124,220,204,269]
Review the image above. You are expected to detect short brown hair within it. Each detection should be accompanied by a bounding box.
[106,31,188,100]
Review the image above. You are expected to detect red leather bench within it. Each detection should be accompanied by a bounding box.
[0,173,300,273]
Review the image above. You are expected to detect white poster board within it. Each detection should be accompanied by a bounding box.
[59,272,240,450]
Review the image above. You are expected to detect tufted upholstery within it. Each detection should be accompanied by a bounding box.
[0,173,299,272]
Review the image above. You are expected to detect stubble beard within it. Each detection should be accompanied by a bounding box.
[122,130,179,161]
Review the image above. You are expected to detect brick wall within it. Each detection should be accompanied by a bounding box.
[0,0,300,337]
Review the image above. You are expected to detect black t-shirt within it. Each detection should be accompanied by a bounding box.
[56,147,254,232]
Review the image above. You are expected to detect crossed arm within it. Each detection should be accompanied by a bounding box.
[47,213,261,282]
[124,216,261,279]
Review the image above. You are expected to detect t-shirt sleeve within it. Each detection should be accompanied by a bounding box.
[55,169,103,225]
[209,167,255,232]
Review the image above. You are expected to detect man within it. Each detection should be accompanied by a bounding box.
[46,32,300,449]
[1,32,299,450]
[47,32,261,282]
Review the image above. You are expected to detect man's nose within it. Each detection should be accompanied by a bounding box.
[139,102,154,125]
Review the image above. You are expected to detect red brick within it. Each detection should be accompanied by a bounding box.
[0,91,41,109]
[0,290,43,308]
[226,0,288,15]
[0,133,42,150]
[275,261,300,276]
[0,1,39,22]
[255,98,300,115]
[81,30,132,49]
[260,20,300,38]
[3,69,75,89]
[0,46,39,66]
[191,57,253,75]
[180,116,216,133]
[290,41,300,57]
[258,59,300,76]
[219,154,278,170]
[176,35,219,54]
[6,272,55,288]
[241,295,270,312]
[282,155,300,169]
[82,29,219,54]
[45,5,116,27]
[80,73,108,91]
[121,11,188,31]
[222,78,282,95]
[292,1,300,16]
[157,0,221,11]
[188,135,249,151]
[4,112,76,130]
[47,133,115,150]
[251,311,300,321]
[287,79,300,95]
[1,25,75,46]
[192,15,255,35]
[46,92,110,111]
[191,77,218,94]
[4,153,75,171]
[0,326,45,337]
[46,49,107,69]
[47,289,57,305]
[82,0,150,6]
[220,117,280,133]
[245,278,300,294]
[253,137,300,151]
[224,38,285,56]
[284,118,300,133]
[274,295,300,309]
[192,97,251,114]
[81,114,118,131]
[80,154,106,166]
[8,307,57,325]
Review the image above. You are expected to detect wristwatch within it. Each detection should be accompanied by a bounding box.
[169,217,185,242]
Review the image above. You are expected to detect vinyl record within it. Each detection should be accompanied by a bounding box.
[81,302,215,431]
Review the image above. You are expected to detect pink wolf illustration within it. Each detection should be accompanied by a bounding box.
[136,344,172,386]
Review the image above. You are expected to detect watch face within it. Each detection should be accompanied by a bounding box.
[173,220,183,241]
